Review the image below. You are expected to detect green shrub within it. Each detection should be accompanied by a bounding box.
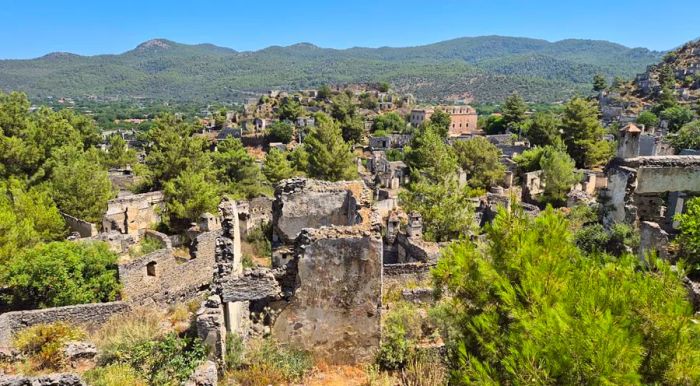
[676,197,700,266]
[1,241,121,310]
[83,363,148,386]
[225,333,245,371]
[246,222,272,259]
[377,303,422,370]
[114,333,206,386]
[128,236,164,258]
[13,322,85,370]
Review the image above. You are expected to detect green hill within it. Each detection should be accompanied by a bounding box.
[0,36,663,103]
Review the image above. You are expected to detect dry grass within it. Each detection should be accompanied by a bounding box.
[92,308,164,362]
[13,322,86,371]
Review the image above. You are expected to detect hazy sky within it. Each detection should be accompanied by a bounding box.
[1,0,697,59]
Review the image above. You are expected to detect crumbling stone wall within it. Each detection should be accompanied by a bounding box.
[118,230,218,305]
[0,373,85,386]
[237,197,273,238]
[272,226,383,364]
[102,191,164,239]
[604,156,700,229]
[61,212,97,238]
[383,262,435,291]
[0,302,130,347]
[272,178,365,243]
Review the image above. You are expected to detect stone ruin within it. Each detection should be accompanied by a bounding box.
[602,155,700,260]
[205,178,383,365]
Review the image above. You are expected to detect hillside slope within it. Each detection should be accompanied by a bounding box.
[0,36,663,103]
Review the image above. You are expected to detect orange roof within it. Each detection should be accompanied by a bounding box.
[620,123,642,133]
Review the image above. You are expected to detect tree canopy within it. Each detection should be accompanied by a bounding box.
[304,113,357,181]
[453,136,505,189]
[561,97,613,168]
[433,206,700,385]
[1,241,121,310]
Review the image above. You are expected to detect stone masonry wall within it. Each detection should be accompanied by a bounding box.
[61,212,98,238]
[102,191,164,239]
[272,226,383,364]
[0,302,130,347]
[118,230,219,306]
[272,178,364,244]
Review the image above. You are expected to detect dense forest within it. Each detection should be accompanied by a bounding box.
[0,36,662,103]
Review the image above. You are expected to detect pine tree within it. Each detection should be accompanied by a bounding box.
[263,149,294,184]
[502,92,528,131]
[592,73,607,92]
[561,97,613,168]
[304,113,357,181]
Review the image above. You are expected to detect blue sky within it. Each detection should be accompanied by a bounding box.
[0,0,697,59]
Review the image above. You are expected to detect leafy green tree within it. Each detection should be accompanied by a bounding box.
[400,178,476,242]
[480,114,506,135]
[676,197,700,265]
[378,82,390,93]
[636,111,660,128]
[304,113,357,181]
[266,120,294,143]
[103,134,137,169]
[513,146,545,172]
[405,126,458,183]
[453,136,505,189]
[278,97,303,121]
[659,64,676,89]
[163,168,219,230]
[1,241,121,310]
[339,115,364,144]
[317,84,332,100]
[330,93,356,122]
[289,144,309,174]
[592,73,607,92]
[654,86,678,112]
[611,76,625,91]
[539,146,580,205]
[213,137,267,199]
[50,147,115,223]
[524,111,562,147]
[143,114,210,190]
[373,112,406,133]
[213,108,227,129]
[502,92,528,131]
[661,106,694,132]
[670,120,700,151]
[432,207,700,385]
[0,178,67,264]
[428,109,451,138]
[263,149,295,184]
[561,97,613,168]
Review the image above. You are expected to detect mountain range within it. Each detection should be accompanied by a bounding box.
[0,36,665,103]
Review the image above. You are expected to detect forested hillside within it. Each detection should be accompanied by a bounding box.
[0,36,662,103]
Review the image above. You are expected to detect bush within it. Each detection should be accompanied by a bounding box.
[112,333,206,386]
[246,222,272,259]
[676,197,700,266]
[266,121,294,143]
[13,322,85,370]
[83,363,148,386]
[1,241,121,310]
[225,333,245,371]
[377,303,422,370]
[128,236,164,258]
